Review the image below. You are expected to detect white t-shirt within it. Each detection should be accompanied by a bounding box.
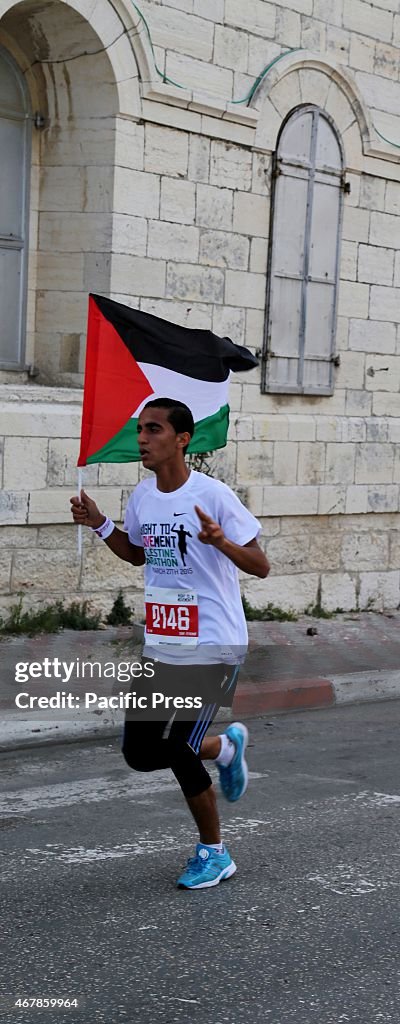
[123,470,261,664]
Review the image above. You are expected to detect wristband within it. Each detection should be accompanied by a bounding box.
[91,517,115,540]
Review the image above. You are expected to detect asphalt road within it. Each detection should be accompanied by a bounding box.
[1,701,400,1024]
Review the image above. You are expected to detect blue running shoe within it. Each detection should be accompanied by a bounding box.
[217,722,249,802]
[177,844,237,889]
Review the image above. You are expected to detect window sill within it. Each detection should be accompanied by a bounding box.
[262,386,334,397]
[0,368,30,384]
[0,381,83,404]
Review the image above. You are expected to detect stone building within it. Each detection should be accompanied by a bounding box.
[0,0,399,617]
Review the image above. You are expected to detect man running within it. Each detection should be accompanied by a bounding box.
[71,398,269,890]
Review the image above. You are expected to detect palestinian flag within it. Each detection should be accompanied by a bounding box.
[78,294,258,466]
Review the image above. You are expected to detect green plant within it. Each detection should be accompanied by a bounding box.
[106,590,133,626]
[59,601,101,630]
[241,596,298,622]
[305,603,344,619]
[0,598,59,636]
[0,597,101,637]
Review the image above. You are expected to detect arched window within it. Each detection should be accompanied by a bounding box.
[0,48,30,369]
[262,106,344,395]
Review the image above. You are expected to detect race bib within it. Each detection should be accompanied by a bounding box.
[145,587,198,646]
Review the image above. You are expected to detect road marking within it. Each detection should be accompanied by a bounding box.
[0,814,273,872]
[307,871,379,897]
[281,772,356,785]
[1,786,399,881]
[355,791,400,807]
[0,771,267,816]
[172,999,199,1004]
[306,862,398,898]
[0,774,177,815]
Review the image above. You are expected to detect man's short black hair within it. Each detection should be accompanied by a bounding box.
[143,398,194,455]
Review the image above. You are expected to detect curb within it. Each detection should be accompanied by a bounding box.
[0,711,123,753]
[234,677,334,716]
[233,669,400,718]
[1,669,400,753]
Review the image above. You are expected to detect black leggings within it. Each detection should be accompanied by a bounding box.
[122,664,239,799]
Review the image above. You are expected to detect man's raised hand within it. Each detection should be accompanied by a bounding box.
[70,489,104,530]
[195,505,225,549]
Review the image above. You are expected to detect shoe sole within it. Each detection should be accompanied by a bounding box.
[223,723,249,802]
[178,860,237,890]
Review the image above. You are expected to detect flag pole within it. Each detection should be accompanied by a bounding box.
[77,467,83,557]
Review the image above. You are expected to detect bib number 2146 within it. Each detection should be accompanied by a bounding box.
[145,587,198,646]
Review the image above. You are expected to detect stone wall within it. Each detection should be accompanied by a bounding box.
[1,386,399,617]
[0,0,399,615]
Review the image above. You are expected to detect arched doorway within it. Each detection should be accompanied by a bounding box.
[0,0,141,383]
[0,46,30,368]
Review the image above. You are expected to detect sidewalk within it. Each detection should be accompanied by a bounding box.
[1,610,400,751]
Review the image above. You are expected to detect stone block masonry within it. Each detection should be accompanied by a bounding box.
[0,387,399,616]
[1,0,400,616]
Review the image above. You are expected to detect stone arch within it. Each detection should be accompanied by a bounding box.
[0,0,146,119]
[253,51,372,172]
[0,0,147,383]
